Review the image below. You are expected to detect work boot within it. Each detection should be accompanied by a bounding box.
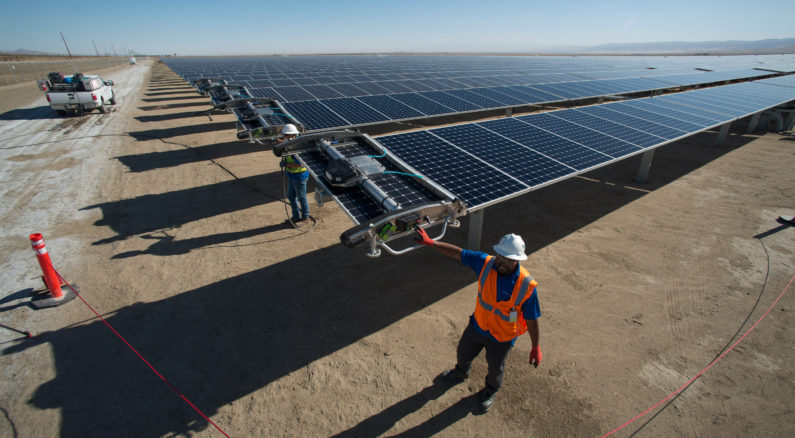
[439,367,468,384]
[478,387,497,413]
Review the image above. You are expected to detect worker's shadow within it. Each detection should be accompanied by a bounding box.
[111,221,295,258]
[332,376,478,438]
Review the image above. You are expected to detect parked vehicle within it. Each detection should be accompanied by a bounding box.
[37,72,116,116]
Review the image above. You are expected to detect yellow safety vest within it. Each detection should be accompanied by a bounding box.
[283,155,307,174]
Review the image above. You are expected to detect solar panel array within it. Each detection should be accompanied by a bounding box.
[372,77,795,212]
[163,55,795,131]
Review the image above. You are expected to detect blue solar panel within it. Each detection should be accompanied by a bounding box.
[505,85,565,102]
[576,106,690,140]
[353,82,393,95]
[602,101,708,131]
[376,81,417,93]
[516,113,642,158]
[377,130,527,208]
[638,99,733,124]
[549,109,666,148]
[444,89,504,109]
[327,83,370,97]
[356,95,425,120]
[531,83,593,100]
[619,99,725,128]
[430,124,574,187]
[291,77,321,86]
[319,98,390,125]
[467,88,527,106]
[477,118,612,170]
[248,87,284,101]
[274,85,315,102]
[401,80,436,92]
[271,78,299,87]
[282,100,348,130]
[301,84,344,100]
[418,91,482,111]
[757,74,795,88]
[390,93,455,115]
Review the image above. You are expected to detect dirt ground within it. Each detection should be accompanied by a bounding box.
[0,59,793,438]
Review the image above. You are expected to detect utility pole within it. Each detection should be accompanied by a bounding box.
[92,40,100,57]
[112,45,117,57]
[60,32,73,57]
[60,32,78,72]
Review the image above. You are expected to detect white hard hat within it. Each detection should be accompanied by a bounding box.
[493,233,527,260]
[282,124,299,135]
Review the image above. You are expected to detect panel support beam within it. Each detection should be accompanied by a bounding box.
[467,209,484,251]
[634,150,655,184]
[715,122,732,147]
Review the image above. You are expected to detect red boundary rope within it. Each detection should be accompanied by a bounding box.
[602,274,794,437]
[49,265,231,438]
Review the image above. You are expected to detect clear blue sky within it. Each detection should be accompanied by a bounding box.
[1,0,792,55]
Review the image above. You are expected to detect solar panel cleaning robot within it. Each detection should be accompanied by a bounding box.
[273,131,466,257]
[193,78,304,145]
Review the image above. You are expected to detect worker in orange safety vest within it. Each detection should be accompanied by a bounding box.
[415,228,542,413]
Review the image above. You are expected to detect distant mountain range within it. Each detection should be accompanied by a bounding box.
[536,38,795,55]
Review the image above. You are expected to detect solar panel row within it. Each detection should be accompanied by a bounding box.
[164,56,792,132]
[373,78,795,212]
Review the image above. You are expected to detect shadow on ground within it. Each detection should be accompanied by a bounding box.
[1,120,765,437]
[81,172,285,245]
[115,139,266,172]
[3,240,474,437]
[128,121,235,141]
[0,106,60,121]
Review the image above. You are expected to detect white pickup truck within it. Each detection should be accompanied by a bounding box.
[37,72,116,116]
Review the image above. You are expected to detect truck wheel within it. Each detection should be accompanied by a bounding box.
[109,93,117,105]
[98,99,107,114]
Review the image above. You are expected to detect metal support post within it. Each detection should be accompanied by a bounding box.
[746,112,761,134]
[784,111,795,132]
[634,150,655,184]
[715,122,732,147]
[467,209,484,251]
[505,108,513,117]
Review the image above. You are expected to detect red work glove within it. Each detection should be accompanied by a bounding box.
[414,227,435,246]
[529,345,542,368]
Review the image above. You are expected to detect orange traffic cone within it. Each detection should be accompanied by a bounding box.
[29,233,77,309]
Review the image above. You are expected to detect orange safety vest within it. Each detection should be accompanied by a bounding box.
[473,256,538,343]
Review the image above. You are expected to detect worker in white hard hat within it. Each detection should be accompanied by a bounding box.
[278,124,309,225]
[414,228,542,413]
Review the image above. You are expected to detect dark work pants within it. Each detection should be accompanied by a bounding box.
[455,323,514,392]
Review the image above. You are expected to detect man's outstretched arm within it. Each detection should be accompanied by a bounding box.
[415,228,463,259]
